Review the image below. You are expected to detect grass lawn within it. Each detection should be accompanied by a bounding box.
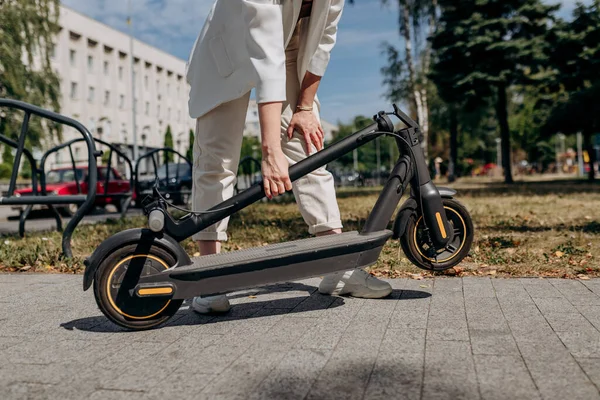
[0,177,598,279]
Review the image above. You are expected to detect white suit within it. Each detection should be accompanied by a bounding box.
[187,0,345,241]
[186,0,344,118]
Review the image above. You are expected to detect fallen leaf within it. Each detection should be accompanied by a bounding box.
[193,252,200,257]
[409,273,423,280]
[555,251,564,258]
[419,284,429,288]
[577,274,590,280]
[248,295,257,299]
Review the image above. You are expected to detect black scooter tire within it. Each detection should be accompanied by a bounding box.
[400,198,473,271]
[93,244,183,331]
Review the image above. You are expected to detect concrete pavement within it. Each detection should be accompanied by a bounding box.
[0,275,599,399]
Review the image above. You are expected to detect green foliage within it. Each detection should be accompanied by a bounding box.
[431,0,558,183]
[186,129,194,162]
[543,1,600,135]
[327,115,397,175]
[542,1,600,180]
[164,125,173,163]
[0,0,62,146]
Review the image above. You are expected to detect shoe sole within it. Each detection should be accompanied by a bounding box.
[318,285,393,299]
[191,301,231,314]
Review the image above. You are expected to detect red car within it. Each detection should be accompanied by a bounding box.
[13,166,131,216]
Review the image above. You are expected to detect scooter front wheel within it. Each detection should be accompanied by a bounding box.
[93,244,183,330]
[400,198,474,271]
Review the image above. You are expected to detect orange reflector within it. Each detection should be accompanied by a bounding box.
[138,287,173,296]
[435,212,447,239]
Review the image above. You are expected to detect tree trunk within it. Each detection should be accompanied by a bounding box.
[583,129,596,181]
[448,103,458,183]
[496,82,513,183]
[399,1,421,120]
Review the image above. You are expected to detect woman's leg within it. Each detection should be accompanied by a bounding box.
[281,20,391,298]
[191,92,251,313]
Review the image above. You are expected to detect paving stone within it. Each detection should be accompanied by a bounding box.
[363,328,425,400]
[248,348,332,400]
[555,329,600,358]
[422,340,480,400]
[474,355,540,400]
[576,357,600,393]
[531,297,579,314]
[525,357,600,400]
[544,312,598,333]
[469,328,519,356]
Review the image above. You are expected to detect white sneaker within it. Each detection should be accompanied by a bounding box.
[318,268,392,299]
[191,295,231,314]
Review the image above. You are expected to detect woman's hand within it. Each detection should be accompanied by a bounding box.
[261,146,292,199]
[287,110,324,154]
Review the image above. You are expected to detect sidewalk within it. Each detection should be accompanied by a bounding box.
[0,275,599,400]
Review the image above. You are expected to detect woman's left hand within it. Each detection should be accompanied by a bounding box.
[287,110,324,154]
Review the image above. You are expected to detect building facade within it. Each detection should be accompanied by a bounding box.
[50,5,195,171]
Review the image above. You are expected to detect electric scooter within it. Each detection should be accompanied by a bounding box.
[83,105,474,331]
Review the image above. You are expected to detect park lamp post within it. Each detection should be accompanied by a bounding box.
[127,0,138,163]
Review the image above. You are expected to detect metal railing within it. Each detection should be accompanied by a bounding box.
[0,98,99,257]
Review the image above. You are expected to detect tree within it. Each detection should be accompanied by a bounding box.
[186,129,194,162]
[0,0,61,149]
[542,1,600,181]
[431,0,558,183]
[380,0,438,161]
[164,125,174,163]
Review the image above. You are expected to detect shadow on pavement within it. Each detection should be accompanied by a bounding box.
[60,287,431,333]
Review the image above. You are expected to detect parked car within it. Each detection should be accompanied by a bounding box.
[333,171,365,187]
[136,162,192,206]
[13,166,131,216]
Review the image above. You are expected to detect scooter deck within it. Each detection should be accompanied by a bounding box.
[137,230,392,299]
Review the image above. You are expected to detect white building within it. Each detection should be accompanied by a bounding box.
[45,5,339,172]
[49,5,195,172]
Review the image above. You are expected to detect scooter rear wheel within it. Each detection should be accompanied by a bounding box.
[400,198,473,271]
[93,244,183,330]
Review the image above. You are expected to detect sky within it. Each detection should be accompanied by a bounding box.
[60,0,590,124]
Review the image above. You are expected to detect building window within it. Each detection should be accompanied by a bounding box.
[118,66,124,81]
[104,90,110,106]
[119,94,125,109]
[70,82,78,99]
[167,83,170,95]
[103,61,109,76]
[145,102,149,116]
[87,55,94,72]
[144,75,148,88]
[157,105,160,118]
[88,86,95,103]
[50,44,56,60]
[167,107,171,119]
[69,50,76,67]
[156,79,160,92]
[177,110,181,122]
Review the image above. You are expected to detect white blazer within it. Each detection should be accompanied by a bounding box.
[186,0,345,119]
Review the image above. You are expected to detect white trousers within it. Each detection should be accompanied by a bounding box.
[192,19,342,241]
